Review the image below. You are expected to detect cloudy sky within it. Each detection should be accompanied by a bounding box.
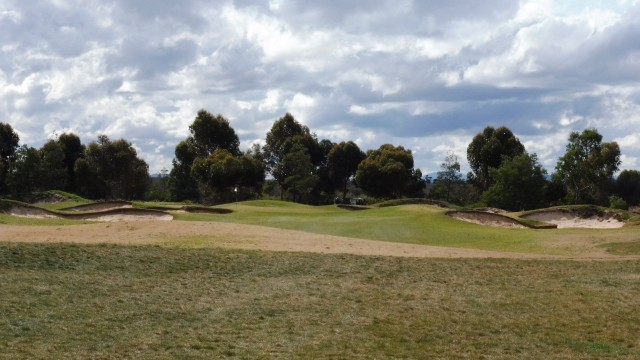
[2,0,639,175]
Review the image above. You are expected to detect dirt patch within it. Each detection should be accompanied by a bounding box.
[521,210,624,229]
[447,211,528,229]
[6,205,172,222]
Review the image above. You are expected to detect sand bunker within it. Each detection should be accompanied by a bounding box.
[522,210,624,229]
[447,211,528,229]
[62,201,133,212]
[6,205,172,222]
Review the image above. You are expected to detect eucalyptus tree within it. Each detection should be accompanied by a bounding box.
[356,144,425,199]
[555,128,620,204]
[467,126,525,191]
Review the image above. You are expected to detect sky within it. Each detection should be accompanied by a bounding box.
[1,0,639,175]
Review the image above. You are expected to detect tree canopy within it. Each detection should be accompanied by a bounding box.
[467,126,525,191]
[327,141,366,200]
[430,152,464,203]
[482,153,548,211]
[554,128,620,205]
[169,110,243,202]
[0,123,20,194]
[3,115,638,210]
[614,170,640,206]
[189,110,241,157]
[82,135,150,199]
[263,113,323,201]
[356,144,425,199]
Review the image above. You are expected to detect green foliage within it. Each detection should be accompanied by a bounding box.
[482,153,548,211]
[189,109,240,157]
[5,145,42,196]
[0,122,20,194]
[169,110,259,203]
[355,144,425,199]
[190,148,265,204]
[430,151,467,204]
[608,195,628,210]
[555,128,620,205]
[81,135,150,200]
[264,113,320,171]
[145,170,171,202]
[263,113,329,202]
[614,170,640,206]
[327,141,365,199]
[56,133,85,193]
[467,126,525,190]
[168,140,200,202]
[39,140,69,191]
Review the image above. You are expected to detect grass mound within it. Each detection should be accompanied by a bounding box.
[240,199,314,208]
[61,200,132,212]
[4,201,173,222]
[374,198,453,208]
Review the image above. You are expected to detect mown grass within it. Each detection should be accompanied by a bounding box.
[3,199,639,255]
[1,242,639,359]
[169,202,578,255]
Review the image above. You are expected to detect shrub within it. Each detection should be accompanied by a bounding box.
[609,195,628,210]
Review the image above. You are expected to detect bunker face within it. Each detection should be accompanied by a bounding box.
[7,205,173,222]
[448,211,527,229]
[522,210,624,229]
[63,201,133,212]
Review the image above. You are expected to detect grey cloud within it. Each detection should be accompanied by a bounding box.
[108,38,199,86]
[271,0,519,36]
[2,0,640,174]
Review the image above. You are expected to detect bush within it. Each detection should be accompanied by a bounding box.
[609,195,629,210]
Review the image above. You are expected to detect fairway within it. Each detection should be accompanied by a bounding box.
[2,200,640,258]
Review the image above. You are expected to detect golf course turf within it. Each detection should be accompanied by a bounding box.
[1,199,639,358]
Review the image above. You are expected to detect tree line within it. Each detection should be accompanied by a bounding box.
[1,112,639,210]
[0,123,148,200]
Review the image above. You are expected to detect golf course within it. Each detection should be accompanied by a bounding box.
[1,195,640,359]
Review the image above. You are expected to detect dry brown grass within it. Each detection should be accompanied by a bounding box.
[1,243,639,359]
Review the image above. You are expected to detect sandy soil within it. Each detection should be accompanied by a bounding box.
[6,206,172,222]
[448,211,528,229]
[522,211,624,229]
[1,220,634,260]
[63,201,133,212]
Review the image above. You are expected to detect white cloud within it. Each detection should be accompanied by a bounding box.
[1,0,639,175]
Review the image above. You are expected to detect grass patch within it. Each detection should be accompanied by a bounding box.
[45,190,92,203]
[600,241,640,255]
[1,242,639,359]
[173,202,554,254]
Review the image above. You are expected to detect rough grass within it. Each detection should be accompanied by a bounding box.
[601,242,640,255]
[1,242,639,359]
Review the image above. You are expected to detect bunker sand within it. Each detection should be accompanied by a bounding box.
[6,205,172,222]
[1,220,634,260]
